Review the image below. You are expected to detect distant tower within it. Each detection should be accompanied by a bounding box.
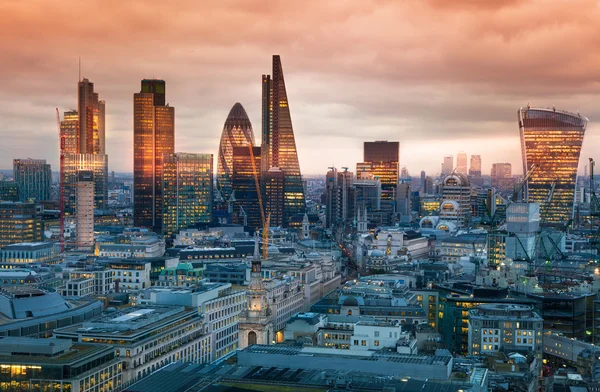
[469,155,482,177]
[456,152,467,174]
[238,232,273,349]
[441,155,453,176]
[76,170,95,250]
[302,213,310,239]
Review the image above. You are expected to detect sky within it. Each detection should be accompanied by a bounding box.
[2,0,600,176]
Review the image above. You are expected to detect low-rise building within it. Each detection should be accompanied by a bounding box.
[0,286,102,338]
[204,262,250,285]
[95,233,165,259]
[0,337,124,392]
[54,305,211,386]
[468,303,543,358]
[438,233,487,263]
[101,259,151,291]
[0,242,61,268]
[60,277,94,299]
[156,262,203,287]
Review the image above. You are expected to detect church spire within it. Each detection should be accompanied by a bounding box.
[251,231,261,275]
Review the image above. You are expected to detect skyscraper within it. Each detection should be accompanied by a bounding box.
[491,163,513,191]
[518,107,587,225]
[261,55,306,227]
[133,79,175,232]
[356,141,399,225]
[78,78,105,155]
[0,202,42,247]
[62,153,108,215]
[469,155,482,177]
[441,155,453,176]
[163,153,213,239]
[13,158,52,202]
[232,146,262,231]
[76,170,95,250]
[456,152,467,174]
[60,110,79,154]
[325,167,353,229]
[216,103,255,201]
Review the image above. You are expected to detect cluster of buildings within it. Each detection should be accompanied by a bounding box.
[2,52,600,392]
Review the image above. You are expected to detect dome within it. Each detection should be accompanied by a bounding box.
[268,245,280,255]
[443,172,470,187]
[436,221,457,232]
[370,249,385,257]
[224,102,253,129]
[420,216,439,229]
[440,200,460,213]
[24,273,37,283]
[306,251,321,259]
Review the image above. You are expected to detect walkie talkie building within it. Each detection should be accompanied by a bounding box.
[518,107,588,226]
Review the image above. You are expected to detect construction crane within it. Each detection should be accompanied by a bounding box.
[247,145,270,260]
[484,164,537,269]
[589,158,600,255]
[56,108,65,252]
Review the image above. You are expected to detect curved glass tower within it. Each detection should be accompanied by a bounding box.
[216,103,255,201]
[518,107,588,226]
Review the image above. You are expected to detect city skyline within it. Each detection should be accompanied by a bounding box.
[2,0,600,176]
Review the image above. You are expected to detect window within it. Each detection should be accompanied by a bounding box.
[374,331,380,337]
[374,340,379,346]
[354,340,358,345]
[361,340,366,346]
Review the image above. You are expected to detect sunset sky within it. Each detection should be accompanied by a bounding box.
[2,0,599,176]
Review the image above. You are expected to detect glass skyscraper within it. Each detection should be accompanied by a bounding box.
[133,79,175,232]
[62,153,108,215]
[163,153,213,239]
[13,158,52,202]
[216,103,255,202]
[232,146,263,231]
[261,55,306,227]
[518,107,588,226]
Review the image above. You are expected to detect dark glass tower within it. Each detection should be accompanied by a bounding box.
[232,146,262,231]
[134,79,175,232]
[261,55,305,227]
[217,103,255,201]
[518,107,587,226]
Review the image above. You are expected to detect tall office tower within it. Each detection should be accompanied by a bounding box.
[162,153,213,239]
[60,110,79,154]
[78,78,105,154]
[231,146,263,231]
[456,152,468,174]
[352,180,382,215]
[400,166,410,180]
[62,153,108,215]
[439,173,471,228]
[469,155,482,177]
[519,107,588,225]
[0,202,42,247]
[441,155,453,176]
[491,163,513,190]
[357,141,399,225]
[423,176,434,195]
[264,168,285,227]
[76,171,95,250]
[325,167,353,228]
[420,170,426,190]
[13,159,52,202]
[216,103,255,201]
[396,180,412,222]
[133,79,175,232]
[261,55,306,227]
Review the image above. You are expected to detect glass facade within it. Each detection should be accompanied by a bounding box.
[133,80,175,232]
[0,202,42,247]
[78,78,104,155]
[13,159,51,202]
[261,55,306,227]
[518,107,587,226]
[232,146,262,231]
[163,153,213,238]
[60,111,79,154]
[216,103,255,201]
[469,155,481,177]
[62,153,108,215]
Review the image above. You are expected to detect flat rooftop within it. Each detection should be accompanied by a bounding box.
[243,345,452,366]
